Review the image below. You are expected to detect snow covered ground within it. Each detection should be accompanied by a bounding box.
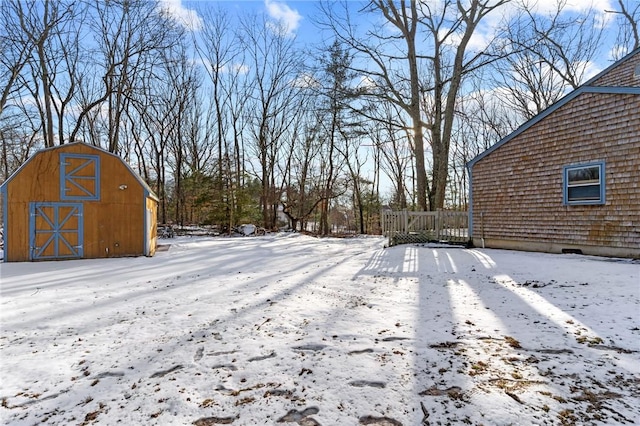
[1,233,639,425]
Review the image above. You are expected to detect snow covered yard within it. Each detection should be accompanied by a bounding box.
[1,233,639,426]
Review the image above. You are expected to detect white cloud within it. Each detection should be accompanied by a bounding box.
[579,60,604,81]
[158,0,203,31]
[356,75,377,90]
[290,72,320,89]
[517,0,615,28]
[264,0,302,36]
[230,63,250,75]
[521,0,614,14]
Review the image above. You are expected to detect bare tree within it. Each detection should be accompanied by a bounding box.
[69,0,182,153]
[5,0,79,147]
[0,1,37,178]
[241,15,305,230]
[496,0,605,119]
[417,0,509,210]
[318,0,429,209]
[0,116,39,181]
[162,46,201,226]
[194,5,246,231]
[0,1,32,117]
[607,0,640,59]
[449,71,519,209]
[336,127,371,234]
[281,107,325,232]
[319,0,508,211]
[367,100,413,209]
[133,41,196,225]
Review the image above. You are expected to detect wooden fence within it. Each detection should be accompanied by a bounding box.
[381,209,469,247]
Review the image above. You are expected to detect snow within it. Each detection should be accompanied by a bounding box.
[1,233,639,425]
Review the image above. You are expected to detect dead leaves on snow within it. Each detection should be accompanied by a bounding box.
[424,334,638,425]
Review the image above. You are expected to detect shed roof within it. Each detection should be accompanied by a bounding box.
[0,142,159,202]
[467,48,640,170]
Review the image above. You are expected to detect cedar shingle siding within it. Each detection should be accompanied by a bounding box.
[468,49,640,258]
[591,54,640,87]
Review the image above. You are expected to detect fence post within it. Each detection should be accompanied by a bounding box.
[402,209,408,234]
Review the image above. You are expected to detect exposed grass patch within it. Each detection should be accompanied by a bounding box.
[469,361,489,376]
[504,336,522,349]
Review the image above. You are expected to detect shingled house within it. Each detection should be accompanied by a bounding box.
[467,49,640,259]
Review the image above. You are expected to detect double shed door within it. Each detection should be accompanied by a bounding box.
[30,202,84,260]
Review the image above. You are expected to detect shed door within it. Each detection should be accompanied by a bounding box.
[30,202,84,260]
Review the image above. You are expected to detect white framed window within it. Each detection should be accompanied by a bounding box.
[563,161,605,205]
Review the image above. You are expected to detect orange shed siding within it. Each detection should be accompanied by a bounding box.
[146,197,158,256]
[1,143,157,261]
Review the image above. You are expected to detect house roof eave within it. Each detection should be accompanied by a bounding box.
[466,85,640,171]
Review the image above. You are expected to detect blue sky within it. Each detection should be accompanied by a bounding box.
[160,0,624,63]
[161,0,360,48]
[161,0,323,36]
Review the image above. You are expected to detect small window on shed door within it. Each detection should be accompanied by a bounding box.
[563,161,605,205]
[60,153,101,201]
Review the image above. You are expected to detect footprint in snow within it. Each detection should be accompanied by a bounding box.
[194,347,204,362]
[92,371,125,379]
[349,380,386,388]
[211,364,238,371]
[208,350,238,357]
[359,415,402,426]
[348,348,374,355]
[264,389,295,398]
[248,352,276,362]
[419,385,462,396]
[380,337,410,342]
[277,406,320,423]
[292,344,326,352]
[150,364,183,378]
[193,416,236,425]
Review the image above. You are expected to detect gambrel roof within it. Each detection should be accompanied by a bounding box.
[0,142,159,201]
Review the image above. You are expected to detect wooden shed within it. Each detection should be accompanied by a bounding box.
[467,49,640,259]
[0,142,158,262]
